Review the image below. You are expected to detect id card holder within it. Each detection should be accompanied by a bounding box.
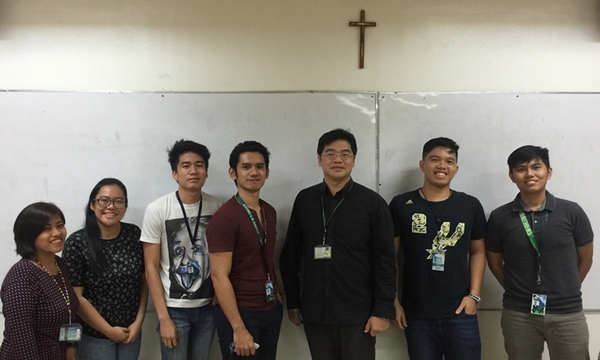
[59,323,82,342]
[531,294,547,316]
[432,249,446,271]
[265,280,275,302]
[314,244,332,260]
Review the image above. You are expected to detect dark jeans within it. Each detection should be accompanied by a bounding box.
[214,302,283,360]
[303,321,376,360]
[404,312,481,360]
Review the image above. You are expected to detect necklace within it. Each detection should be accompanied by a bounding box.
[33,257,72,324]
[420,188,451,224]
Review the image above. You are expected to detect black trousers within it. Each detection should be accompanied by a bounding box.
[303,321,376,360]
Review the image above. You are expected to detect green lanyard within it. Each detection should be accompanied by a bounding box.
[320,183,353,245]
[519,211,542,284]
[235,194,270,281]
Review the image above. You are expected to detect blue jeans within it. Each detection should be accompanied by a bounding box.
[77,332,142,360]
[404,312,481,360]
[157,305,216,360]
[214,302,283,360]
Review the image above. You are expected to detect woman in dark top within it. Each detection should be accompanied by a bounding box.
[62,178,147,360]
[0,202,80,360]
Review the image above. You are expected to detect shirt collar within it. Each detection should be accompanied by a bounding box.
[321,178,354,197]
[511,191,556,212]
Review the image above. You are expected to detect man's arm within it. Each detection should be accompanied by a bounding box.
[365,197,396,337]
[210,252,256,357]
[577,243,593,282]
[143,243,177,349]
[455,239,485,315]
[486,251,505,288]
[279,198,304,325]
[392,236,407,329]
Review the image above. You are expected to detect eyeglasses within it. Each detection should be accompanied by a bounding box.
[94,198,127,209]
[321,151,354,161]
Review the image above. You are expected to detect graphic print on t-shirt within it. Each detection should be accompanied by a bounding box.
[166,216,211,299]
[411,213,465,259]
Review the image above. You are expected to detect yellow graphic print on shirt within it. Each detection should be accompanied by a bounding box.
[412,213,427,234]
[412,213,465,259]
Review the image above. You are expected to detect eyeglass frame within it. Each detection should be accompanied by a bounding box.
[93,197,128,209]
[321,150,355,161]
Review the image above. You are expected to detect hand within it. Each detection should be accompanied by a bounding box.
[455,296,478,315]
[159,318,178,348]
[107,326,130,343]
[393,299,408,329]
[233,328,255,357]
[123,322,142,344]
[364,316,390,337]
[66,347,77,360]
[287,309,303,326]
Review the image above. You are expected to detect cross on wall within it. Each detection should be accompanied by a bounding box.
[349,10,376,69]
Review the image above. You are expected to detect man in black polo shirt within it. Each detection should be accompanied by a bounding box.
[280,128,396,360]
[486,145,594,360]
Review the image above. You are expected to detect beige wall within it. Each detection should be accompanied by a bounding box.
[1,0,599,92]
[1,0,599,358]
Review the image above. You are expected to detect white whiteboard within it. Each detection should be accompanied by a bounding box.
[1,91,599,311]
[379,92,600,310]
[0,91,378,298]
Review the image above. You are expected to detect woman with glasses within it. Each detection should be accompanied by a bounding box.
[62,178,148,360]
[0,202,80,360]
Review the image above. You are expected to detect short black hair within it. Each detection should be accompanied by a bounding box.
[167,139,211,171]
[13,202,65,259]
[422,137,460,160]
[317,128,358,155]
[507,145,550,173]
[229,141,271,171]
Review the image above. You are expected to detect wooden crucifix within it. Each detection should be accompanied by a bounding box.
[349,10,376,69]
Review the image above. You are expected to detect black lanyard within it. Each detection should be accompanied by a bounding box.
[320,182,354,245]
[420,188,450,224]
[235,194,271,281]
[176,191,202,243]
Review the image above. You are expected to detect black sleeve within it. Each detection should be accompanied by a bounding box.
[279,194,304,310]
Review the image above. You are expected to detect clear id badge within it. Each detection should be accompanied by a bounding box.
[59,323,82,342]
[531,294,547,316]
[432,249,446,271]
[265,280,276,302]
[314,244,332,260]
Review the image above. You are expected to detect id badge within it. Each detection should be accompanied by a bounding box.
[531,294,547,316]
[432,249,446,271]
[314,244,332,260]
[59,323,82,342]
[265,280,275,302]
